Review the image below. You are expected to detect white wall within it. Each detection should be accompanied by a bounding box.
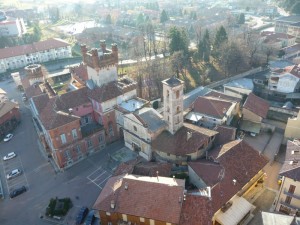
[269,74,299,93]
[87,65,118,86]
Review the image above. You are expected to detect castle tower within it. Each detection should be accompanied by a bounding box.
[25,64,45,85]
[162,76,184,134]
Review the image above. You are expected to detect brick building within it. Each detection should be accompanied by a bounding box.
[0,101,20,137]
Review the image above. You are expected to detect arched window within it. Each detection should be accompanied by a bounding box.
[177,106,180,113]
[176,90,180,99]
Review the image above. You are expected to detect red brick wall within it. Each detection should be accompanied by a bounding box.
[0,106,21,125]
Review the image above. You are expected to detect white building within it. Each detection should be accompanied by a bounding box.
[269,65,300,93]
[0,17,26,37]
[0,38,72,73]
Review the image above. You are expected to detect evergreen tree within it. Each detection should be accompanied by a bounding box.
[169,27,189,54]
[105,14,112,24]
[136,13,145,26]
[238,13,245,24]
[198,29,210,62]
[212,26,228,58]
[160,10,169,23]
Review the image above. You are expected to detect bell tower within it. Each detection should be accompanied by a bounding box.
[162,76,184,134]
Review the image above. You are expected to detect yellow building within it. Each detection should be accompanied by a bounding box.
[285,111,300,140]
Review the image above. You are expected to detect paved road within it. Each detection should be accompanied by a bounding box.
[0,80,125,225]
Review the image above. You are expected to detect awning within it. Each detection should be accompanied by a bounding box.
[185,112,203,122]
[240,120,261,134]
[215,196,255,225]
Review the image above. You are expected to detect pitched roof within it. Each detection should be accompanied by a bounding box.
[162,76,184,87]
[205,90,241,103]
[133,162,172,177]
[280,140,300,181]
[152,123,218,156]
[214,125,236,146]
[188,161,223,187]
[24,83,44,99]
[0,38,69,60]
[87,81,123,102]
[209,140,268,212]
[243,93,269,118]
[93,174,185,224]
[193,96,233,119]
[132,108,167,133]
[180,194,213,225]
[32,93,80,130]
[0,101,19,118]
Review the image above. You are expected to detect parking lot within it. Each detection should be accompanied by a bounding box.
[87,167,112,190]
[0,154,29,196]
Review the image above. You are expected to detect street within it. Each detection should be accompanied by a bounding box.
[0,80,125,225]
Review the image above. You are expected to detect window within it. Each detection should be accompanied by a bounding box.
[87,139,92,148]
[176,90,180,99]
[150,219,155,225]
[108,122,114,137]
[98,134,104,143]
[72,129,77,139]
[167,90,169,97]
[76,145,81,154]
[285,196,292,204]
[133,126,137,132]
[288,185,296,194]
[60,134,67,144]
[177,106,180,113]
[140,217,145,222]
[64,150,71,159]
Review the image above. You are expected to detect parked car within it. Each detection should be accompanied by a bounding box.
[3,134,13,142]
[85,210,95,225]
[6,169,21,180]
[76,207,89,224]
[10,186,26,198]
[3,152,17,161]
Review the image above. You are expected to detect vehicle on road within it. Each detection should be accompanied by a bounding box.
[3,134,13,142]
[84,210,95,225]
[6,169,22,180]
[3,152,17,161]
[10,186,26,198]
[76,206,89,224]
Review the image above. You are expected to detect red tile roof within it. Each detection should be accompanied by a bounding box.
[214,125,236,146]
[93,175,185,224]
[188,161,223,187]
[243,93,269,118]
[152,123,218,156]
[133,162,172,177]
[87,81,124,102]
[208,140,268,212]
[0,38,70,60]
[193,96,233,119]
[205,90,241,103]
[70,63,88,81]
[280,140,300,181]
[180,194,213,225]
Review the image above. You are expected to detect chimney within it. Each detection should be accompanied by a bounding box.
[232,179,237,185]
[111,43,118,63]
[110,200,115,209]
[156,171,159,181]
[91,48,99,69]
[100,40,106,52]
[68,108,73,114]
[179,197,182,203]
[187,132,192,141]
[124,182,128,190]
[80,44,88,63]
[222,108,227,114]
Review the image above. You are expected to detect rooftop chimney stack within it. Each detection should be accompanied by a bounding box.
[156,171,159,181]
[125,182,128,190]
[187,132,192,141]
[179,197,182,203]
[110,200,115,209]
[232,179,237,185]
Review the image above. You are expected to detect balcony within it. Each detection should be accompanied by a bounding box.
[284,189,300,201]
[280,200,299,211]
[81,122,104,138]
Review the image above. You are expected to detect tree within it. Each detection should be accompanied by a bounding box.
[278,49,286,58]
[105,14,112,24]
[212,26,228,58]
[160,10,169,23]
[238,13,245,24]
[291,2,300,14]
[198,29,211,62]
[171,51,186,77]
[169,27,189,55]
[136,13,145,27]
[33,23,42,41]
[218,41,246,76]
[48,7,60,23]
[200,68,211,85]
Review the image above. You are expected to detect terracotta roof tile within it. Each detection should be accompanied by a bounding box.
[193,96,233,119]
[0,38,69,60]
[0,101,19,118]
[133,162,172,177]
[152,123,218,156]
[24,83,44,99]
[280,140,300,181]
[214,125,236,146]
[87,81,123,102]
[243,93,269,118]
[205,90,241,103]
[208,140,268,212]
[93,175,185,224]
[180,194,213,225]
